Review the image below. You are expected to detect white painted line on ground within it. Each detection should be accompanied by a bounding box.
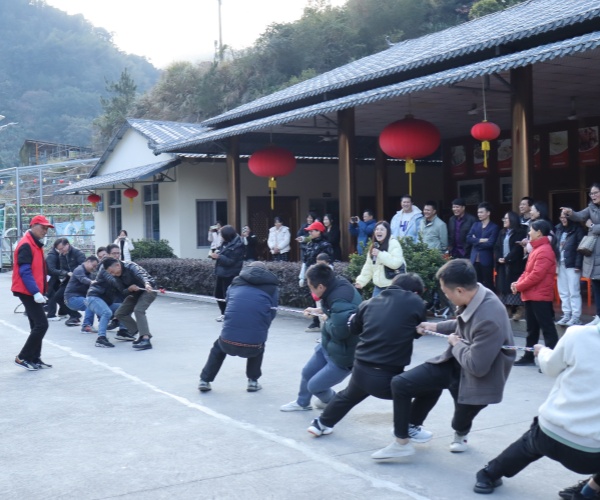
[1,318,431,500]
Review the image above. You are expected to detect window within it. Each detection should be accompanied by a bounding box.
[108,190,122,241]
[196,200,227,247]
[143,184,160,240]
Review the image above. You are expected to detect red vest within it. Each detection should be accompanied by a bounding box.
[11,231,47,296]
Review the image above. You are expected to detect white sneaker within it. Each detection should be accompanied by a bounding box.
[566,317,582,326]
[586,315,600,326]
[280,401,312,412]
[449,432,468,453]
[372,440,415,460]
[215,315,224,322]
[47,316,63,322]
[312,391,335,410]
[556,315,571,326]
[408,424,433,443]
[307,418,333,437]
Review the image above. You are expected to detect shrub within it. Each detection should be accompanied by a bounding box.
[135,258,351,308]
[344,236,446,302]
[131,239,177,260]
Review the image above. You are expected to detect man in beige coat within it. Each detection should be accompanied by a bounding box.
[372,259,515,460]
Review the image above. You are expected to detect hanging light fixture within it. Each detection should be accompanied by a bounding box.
[470,78,501,168]
[379,114,441,195]
[248,145,296,210]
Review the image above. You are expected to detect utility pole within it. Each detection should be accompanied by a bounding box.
[217,0,223,62]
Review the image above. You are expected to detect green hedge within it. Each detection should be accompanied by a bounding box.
[137,237,445,307]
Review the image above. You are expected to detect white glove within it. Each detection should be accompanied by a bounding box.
[33,292,47,304]
[299,279,305,287]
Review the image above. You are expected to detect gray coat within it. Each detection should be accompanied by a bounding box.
[432,285,515,405]
[568,202,600,279]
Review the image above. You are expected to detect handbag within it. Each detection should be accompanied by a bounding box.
[384,264,406,280]
[577,234,597,256]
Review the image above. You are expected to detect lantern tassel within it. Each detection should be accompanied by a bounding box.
[405,158,416,196]
[268,177,277,210]
[482,140,490,168]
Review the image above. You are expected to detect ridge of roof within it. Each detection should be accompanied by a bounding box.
[202,0,600,127]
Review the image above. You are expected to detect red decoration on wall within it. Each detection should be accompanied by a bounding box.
[471,121,501,168]
[87,193,101,209]
[248,146,296,209]
[379,114,441,195]
[123,188,139,212]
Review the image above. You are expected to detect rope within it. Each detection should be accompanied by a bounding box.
[421,329,535,352]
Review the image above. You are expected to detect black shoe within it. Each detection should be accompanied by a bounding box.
[473,468,503,494]
[514,355,535,366]
[15,356,38,371]
[558,479,596,499]
[32,359,53,369]
[132,338,152,350]
[65,317,81,327]
[106,318,119,331]
[95,336,115,348]
[115,330,136,341]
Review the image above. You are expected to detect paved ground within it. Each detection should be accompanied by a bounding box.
[0,271,585,500]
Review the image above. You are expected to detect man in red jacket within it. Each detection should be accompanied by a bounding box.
[12,215,54,370]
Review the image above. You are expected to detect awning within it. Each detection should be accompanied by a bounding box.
[155,30,600,154]
[56,159,179,194]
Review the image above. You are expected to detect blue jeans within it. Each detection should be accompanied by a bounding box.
[85,297,120,336]
[372,286,387,297]
[296,343,351,407]
[65,296,95,327]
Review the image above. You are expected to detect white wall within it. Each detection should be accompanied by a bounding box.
[100,130,173,174]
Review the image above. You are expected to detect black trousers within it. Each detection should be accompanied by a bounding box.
[16,293,49,362]
[391,359,487,439]
[485,417,600,480]
[214,276,234,315]
[524,300,558,351]
[200,339,264,382]
[46,282,79,319]
[474,262,494,291]
[319,361,404,428]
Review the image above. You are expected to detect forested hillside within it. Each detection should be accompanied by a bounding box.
[0,0,159,168]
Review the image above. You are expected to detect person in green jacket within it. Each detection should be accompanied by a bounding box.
[280,263,362,412]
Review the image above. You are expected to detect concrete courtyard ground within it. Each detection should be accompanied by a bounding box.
[0,271,586,500]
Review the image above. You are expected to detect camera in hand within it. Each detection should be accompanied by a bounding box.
[210,224,219,231]
[351,216,359,223]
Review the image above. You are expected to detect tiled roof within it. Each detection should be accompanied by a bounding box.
[155,30,600,154]
[56,159,178,194]
[202,0,600,127]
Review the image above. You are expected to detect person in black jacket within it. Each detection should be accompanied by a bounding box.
[56,239,86,326]
[85,261,122,348]
[494,211,527,321]
[447,198,477,259]
[241,225,258,261]
[198,262,279,393]
[323,213,342,261]
[64,256,99,333]
[104,257,157,350]
[554,214,585,326]
[44,240,70,320]
[210,225,245,322]
[307,273,426,437]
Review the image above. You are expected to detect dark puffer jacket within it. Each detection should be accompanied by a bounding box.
[303,236,333,266]
[215,235,246,278]
[320,276,362,369]
[220,265,279,347]
[59,246,86,273]
[554,222,584,270]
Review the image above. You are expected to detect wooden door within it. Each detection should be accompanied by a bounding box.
[247,196,300,261]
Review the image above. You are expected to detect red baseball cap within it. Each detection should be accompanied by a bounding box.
[305,221,325,232]
[30,215,54,228]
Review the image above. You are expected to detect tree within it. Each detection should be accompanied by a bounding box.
[93,69,138,149]
[469,0,525,20]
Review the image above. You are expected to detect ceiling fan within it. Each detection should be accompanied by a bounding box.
[467,103,505,115]
[318,130,338,142]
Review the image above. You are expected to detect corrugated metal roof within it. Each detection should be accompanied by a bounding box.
[156,31,600,154]
[202,0,600,127]
[90,119,208,176]
[56,159,178,194]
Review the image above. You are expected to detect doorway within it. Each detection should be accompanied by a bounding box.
[549,190,584,219]
[247,196,300,261]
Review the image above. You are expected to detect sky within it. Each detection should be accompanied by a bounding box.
[44,0,347,69]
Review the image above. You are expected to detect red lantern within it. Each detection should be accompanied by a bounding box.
[471,120,501,168]
[87,193,101,209]
[123,188,139,212]
[248,146,296,209]
[379,115,441,195]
